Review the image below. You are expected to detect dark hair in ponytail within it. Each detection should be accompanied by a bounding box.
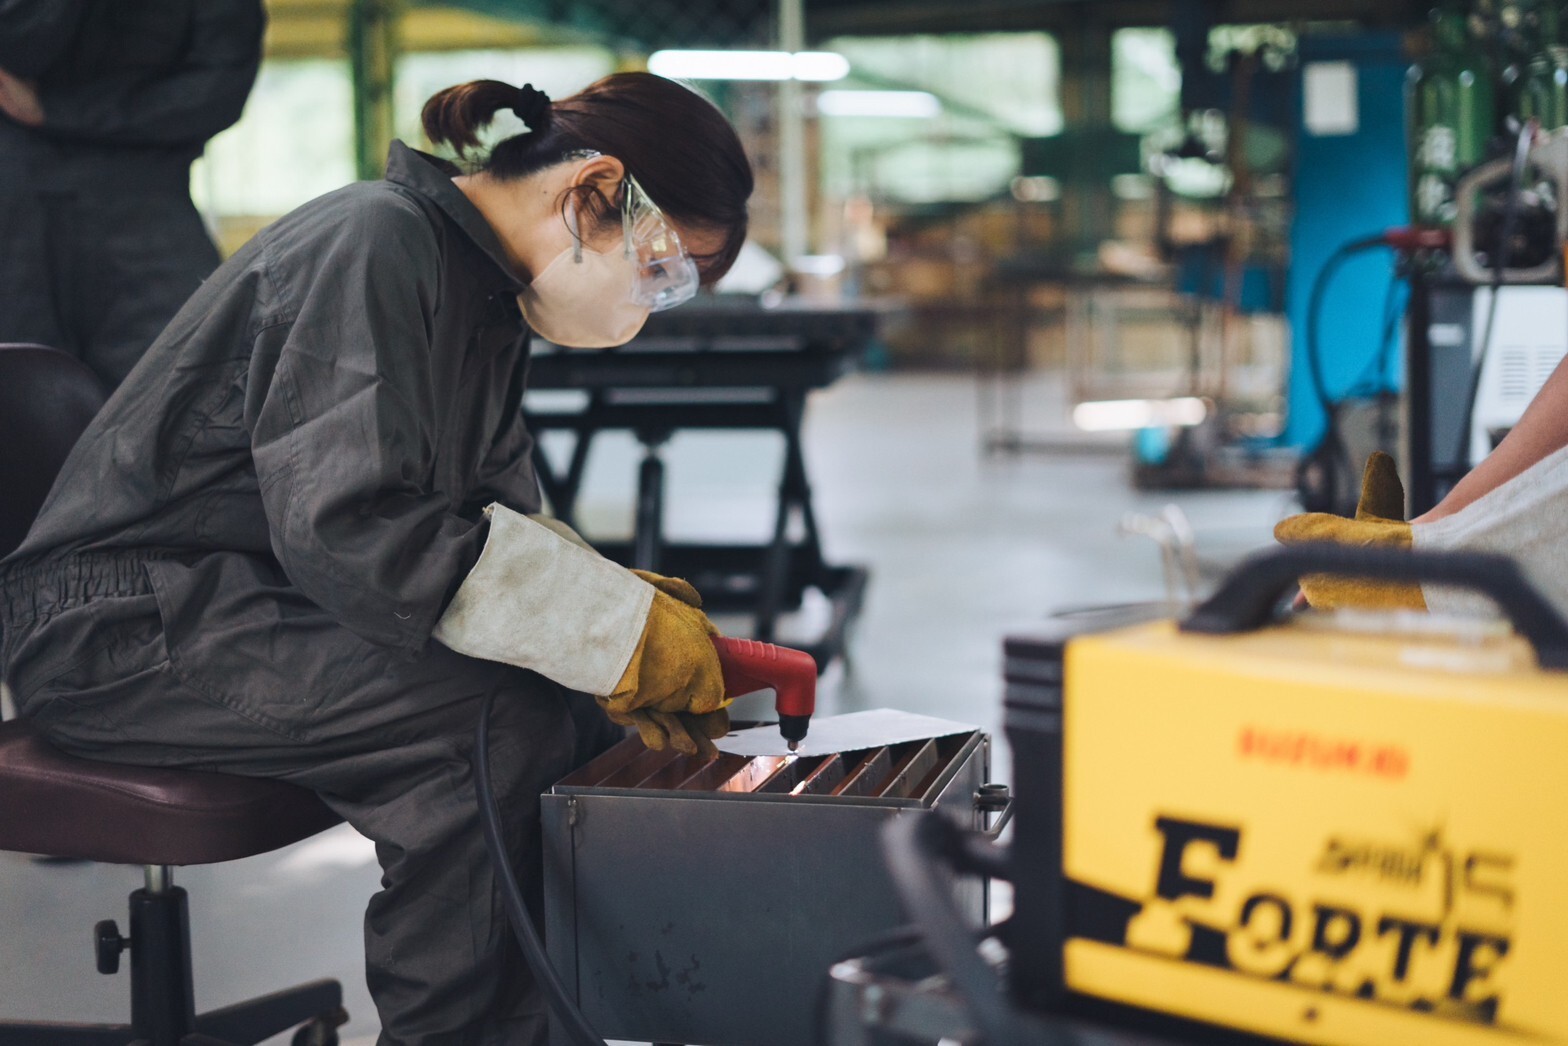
[422,73,753,284]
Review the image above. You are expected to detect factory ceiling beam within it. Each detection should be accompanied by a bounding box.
[263,0,559,59]
[806,0,1425,38]
[268,0,1428,58]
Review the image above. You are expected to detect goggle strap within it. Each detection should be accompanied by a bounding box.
[565,197,584,264]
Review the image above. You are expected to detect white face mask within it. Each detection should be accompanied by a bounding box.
[517,199,651,348]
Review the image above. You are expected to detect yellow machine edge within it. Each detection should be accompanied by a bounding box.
[1057,618,1568,1045]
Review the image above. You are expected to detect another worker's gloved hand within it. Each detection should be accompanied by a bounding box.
[599,573,731,758]
[1273,451,1426,611]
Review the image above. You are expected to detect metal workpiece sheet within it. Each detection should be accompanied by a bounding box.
[716,708,977,757]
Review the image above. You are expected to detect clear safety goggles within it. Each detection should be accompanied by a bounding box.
[619,173,700,312]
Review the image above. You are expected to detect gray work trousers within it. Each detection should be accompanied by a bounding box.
[0,551,622,1046]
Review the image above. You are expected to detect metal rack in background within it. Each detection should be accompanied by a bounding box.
[523,297,878,670]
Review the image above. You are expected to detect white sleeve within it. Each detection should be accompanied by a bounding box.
[432,503,654,696]
[1413,443,1568,620]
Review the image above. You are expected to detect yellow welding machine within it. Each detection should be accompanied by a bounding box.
[1006,545,1568,1046]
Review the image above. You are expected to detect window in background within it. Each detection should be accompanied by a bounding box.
[189,47,616,254]
[190,60,355,248]
[394,47,616,153]
[818,33,1060,204]
[1112,28,1180,134]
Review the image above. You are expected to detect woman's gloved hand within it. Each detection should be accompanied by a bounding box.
[603,706,732,760]
[631,569,703,607]
[599,571,731,758]
[1273,451,1426,611]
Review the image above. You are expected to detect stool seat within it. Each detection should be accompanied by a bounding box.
[0,719,342,866]
[0,345,351,1044]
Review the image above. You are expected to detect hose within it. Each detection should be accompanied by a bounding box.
[474,689,608,1046]
[1296,232,1391,513]
[1304,235,1391,418]
[1346,268,1405,398]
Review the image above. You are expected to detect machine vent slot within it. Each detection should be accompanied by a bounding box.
[1536,347,1564,394]
[556,729,975,800]
[1499,348,1531,400]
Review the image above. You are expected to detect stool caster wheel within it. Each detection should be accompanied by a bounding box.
[95,919,127,975]
[292,1006,349,1046]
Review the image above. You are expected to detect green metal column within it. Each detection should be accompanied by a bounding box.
[350,0,401,181]
[1058,8,1115,257]
[777,0,808,265]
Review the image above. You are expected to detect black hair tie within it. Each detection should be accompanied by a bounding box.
[513,83,552,133]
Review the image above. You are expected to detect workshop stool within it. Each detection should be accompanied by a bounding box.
[0,344,350,1046]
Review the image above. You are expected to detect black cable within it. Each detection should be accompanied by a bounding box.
[475,690,607,1046]
[1297,232,1390,513]
[1346,268,1404,397]
[1304,234,1389,416]
[1452,120,1534,476]
[881,812,1020,1044]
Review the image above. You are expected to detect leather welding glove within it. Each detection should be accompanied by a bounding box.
[433,505,730,732]
[598,573,731,756]
[618,570,733,756]
[605,706,732,760]
[631,569,703,608]
[528,513,595,552]
[1273,451,1426,611]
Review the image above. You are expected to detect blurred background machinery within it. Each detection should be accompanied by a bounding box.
[214,2,1568,489]
[171,0,1568,650]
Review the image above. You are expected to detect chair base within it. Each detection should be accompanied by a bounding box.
[0,868,347,1046]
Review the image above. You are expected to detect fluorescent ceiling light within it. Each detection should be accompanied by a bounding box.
[648,50,849,82]
[650,50,792,80]
[816,90,941,118]
[1072,397,1208,432]
[790,52,851,81]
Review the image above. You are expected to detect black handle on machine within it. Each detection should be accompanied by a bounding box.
[1180,543,1568,670]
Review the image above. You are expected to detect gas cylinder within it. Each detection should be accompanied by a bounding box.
[1409,2,1498,225]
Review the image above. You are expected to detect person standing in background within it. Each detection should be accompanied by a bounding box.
[0,0,264,388]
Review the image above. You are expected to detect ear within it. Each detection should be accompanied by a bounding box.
[570,154,627,219]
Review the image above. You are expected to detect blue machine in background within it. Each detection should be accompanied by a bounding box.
[1283,33,1410,450]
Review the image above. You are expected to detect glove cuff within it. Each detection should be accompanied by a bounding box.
[432,503,654,695]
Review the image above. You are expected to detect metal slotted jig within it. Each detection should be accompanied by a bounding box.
[541,707,1004,1046]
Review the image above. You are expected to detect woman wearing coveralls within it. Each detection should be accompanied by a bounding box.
[0,75,753,1045]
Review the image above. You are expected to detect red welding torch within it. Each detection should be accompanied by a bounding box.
[712,636,817,750]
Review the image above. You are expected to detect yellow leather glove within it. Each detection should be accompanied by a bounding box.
[599,571,731,758]
[1273,451,1426,611]
[603,706,732,760]
[630,569,703,607]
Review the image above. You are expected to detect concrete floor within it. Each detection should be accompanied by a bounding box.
[0,372,1295,1044]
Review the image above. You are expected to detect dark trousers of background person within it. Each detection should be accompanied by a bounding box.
[0,139,219,389]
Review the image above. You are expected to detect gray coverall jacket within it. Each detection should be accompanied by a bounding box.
[0,142,619,1046]
[0,0,263,388]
